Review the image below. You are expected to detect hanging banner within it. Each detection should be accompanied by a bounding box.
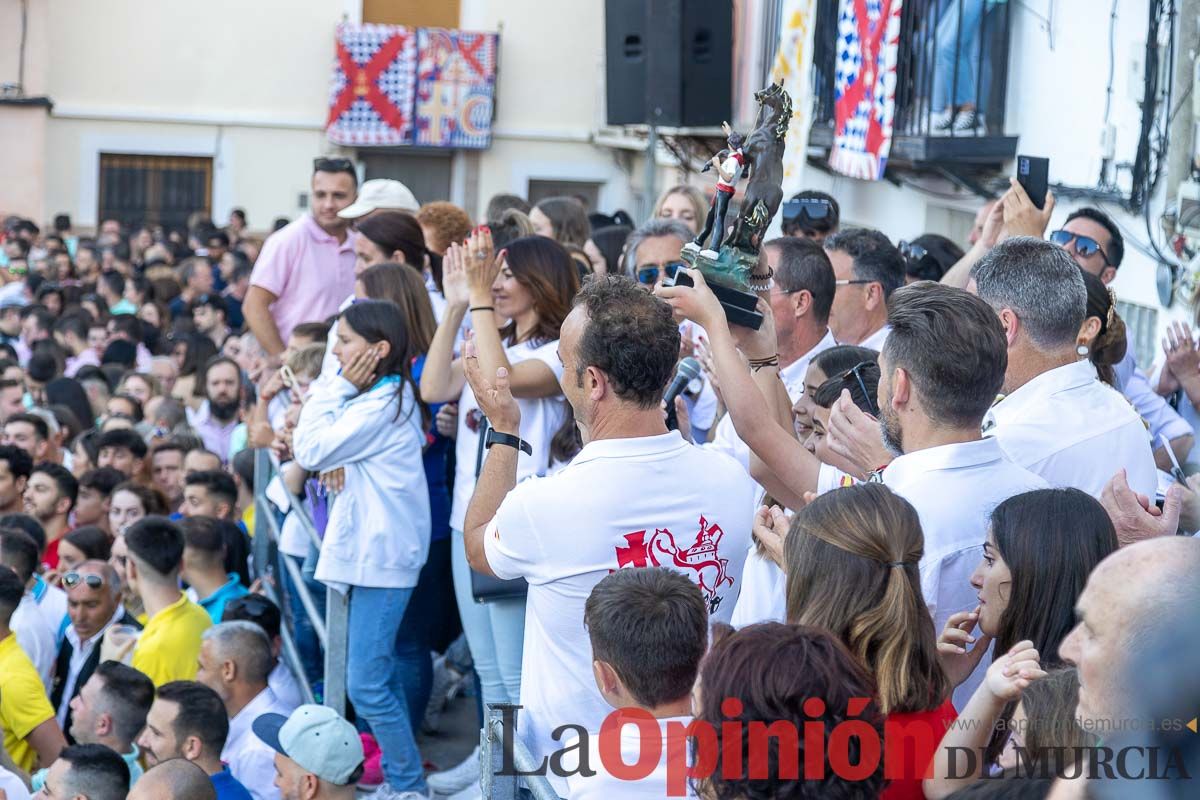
[771,0,818,195]
[326,22,418,146]
[829,0,904,181]
[414,28,499,149]
[326,24,498,149]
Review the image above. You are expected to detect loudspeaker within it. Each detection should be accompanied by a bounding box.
[605,0,732,128]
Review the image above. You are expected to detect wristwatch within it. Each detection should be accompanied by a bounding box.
[485,429,533,455]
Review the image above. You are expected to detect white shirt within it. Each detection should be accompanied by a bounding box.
[450,337,566,531]
[0,765,31,800]
[730,546,787,627]
[293,376,430,591]
[882,437,1048,708]
[562,715,697,799]
[222,687,292,800]
[483,431,755,793]
[858,323,891,352]
[706,328,838,472]
[12,596,56,690]
[32,577,68,644]
[57,605,128,727]
[984,360,1158,499]
[268,660,304,710]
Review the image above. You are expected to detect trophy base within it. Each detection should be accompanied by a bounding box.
[671,269,764,330]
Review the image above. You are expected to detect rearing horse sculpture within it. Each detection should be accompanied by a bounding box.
[723,83,791,253]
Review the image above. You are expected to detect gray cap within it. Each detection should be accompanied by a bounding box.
[253,704,364,785]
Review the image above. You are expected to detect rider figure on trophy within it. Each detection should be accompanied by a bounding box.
[684,121,746,260]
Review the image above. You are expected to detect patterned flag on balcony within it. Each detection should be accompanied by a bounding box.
[415,28,498,149]
[326,23,419,146]
[830,0,904,180]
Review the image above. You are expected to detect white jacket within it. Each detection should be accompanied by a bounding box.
[292,374,431,590]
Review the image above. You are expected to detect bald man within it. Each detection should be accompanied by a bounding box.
[130,757,217,800]
[1060,536,1200,728]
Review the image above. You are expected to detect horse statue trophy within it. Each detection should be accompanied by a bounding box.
[677,82,792,330]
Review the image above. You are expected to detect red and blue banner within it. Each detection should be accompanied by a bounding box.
[326,23,498,149]
[829,0,903,180]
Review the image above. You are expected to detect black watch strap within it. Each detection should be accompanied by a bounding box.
[485,429,532,456]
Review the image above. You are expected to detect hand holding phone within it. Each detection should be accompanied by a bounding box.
[1016,155,1049,210]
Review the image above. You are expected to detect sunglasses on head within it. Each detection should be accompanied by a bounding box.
[62,572,105,590]
[313,157,355,173]
[781,197,833,223]
[1049,230,1110,264]
[898,240,942,282]
[839,361,879,417]
[636,261,686,285]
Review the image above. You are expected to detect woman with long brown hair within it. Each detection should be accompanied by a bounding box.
[785,482,953,800]
[420,230,578,789]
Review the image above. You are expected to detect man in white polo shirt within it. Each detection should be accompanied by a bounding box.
[462,276,754,795]
[822,228,905,351]
[972,237,1157,498]
[874,282,1047,707]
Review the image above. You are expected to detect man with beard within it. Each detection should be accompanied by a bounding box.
[0,445,32,515]
[188,357,244,464]
[137,681,253,800]
[874,282,1046,707]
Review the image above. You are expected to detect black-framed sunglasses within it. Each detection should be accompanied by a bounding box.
[62,572,105,590]
[313,157,355,173]
[839,361,879,417]
[781,197,833,223]
[899,240,942,281]
[1049,230,1110,265]
[636,261,686,285]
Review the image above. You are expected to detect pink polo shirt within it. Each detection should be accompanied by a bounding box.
[249,215,356,343]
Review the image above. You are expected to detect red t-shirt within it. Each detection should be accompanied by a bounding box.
[882,699,957,800]
[40,538,61,572]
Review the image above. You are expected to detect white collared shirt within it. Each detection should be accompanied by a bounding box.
[222,687,291,800]
[707,328,839,471]
[57,605,127,726]
[484,430,755,794]
[858,323,891,352]
[11,597,55,690]
[883,438,1048,708]
[983,360,1158,499]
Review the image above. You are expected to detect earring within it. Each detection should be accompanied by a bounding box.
[1076,344,1089,357]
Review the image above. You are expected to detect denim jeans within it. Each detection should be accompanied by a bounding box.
[450,528,526,724]
[395,536,457,731]
[347,585,427,793]
[933,0,986,111]
[281,552,327,685]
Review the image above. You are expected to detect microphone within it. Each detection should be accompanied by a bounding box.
[663,357,702,425]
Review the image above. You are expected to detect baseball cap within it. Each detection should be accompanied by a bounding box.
[253,705,364,785]
[337,179,420,219]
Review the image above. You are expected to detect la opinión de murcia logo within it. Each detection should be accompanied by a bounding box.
[494,704,1193,796]
[614,516,733,613]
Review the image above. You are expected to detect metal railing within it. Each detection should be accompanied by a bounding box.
[251,448,349,714]
[481,705,562,800]
[812,0,1014,140]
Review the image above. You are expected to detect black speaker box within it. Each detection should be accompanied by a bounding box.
[605,0,732,128]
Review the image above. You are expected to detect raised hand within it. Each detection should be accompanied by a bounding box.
[752,504,790,568]
[654,268,727,331]
[463,335,521,434]
[1000,177,1055,241]
[1163,321,1200,383]
[826,390,891,478]
[1100,468,1184,545]
[465,226,501,306]
[442,242,471,309]
[984,640,1046,702]
[937,606,994,689]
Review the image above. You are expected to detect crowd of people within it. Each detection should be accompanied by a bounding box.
[0,155,1196,800]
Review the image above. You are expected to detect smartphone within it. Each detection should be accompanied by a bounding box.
[1016,155,1049,209]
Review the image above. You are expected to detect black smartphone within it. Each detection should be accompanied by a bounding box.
[1016,155,1049,210]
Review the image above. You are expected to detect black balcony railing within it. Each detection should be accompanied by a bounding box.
[809,0,1018,166]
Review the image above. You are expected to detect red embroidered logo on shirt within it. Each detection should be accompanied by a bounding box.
[614,516,732,613]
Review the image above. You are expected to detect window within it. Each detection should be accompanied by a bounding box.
[363,0,459,27]
[527,180,603,212]
[1116,299,1160,370]
[360,150,452,208]
[97,154,212,232]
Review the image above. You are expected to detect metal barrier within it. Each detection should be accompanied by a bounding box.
[251,448,349,714]
[481,705,563,800]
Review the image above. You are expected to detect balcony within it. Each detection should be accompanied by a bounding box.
[808,0,1018,169]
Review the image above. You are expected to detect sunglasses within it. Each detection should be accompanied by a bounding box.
[1049,230,1110,264]
[313,157,355,173]
[898,240,942,281]
[839,361,879,417]
[62,572,105,590]
[636,261,686,285]
[781,197,833,223]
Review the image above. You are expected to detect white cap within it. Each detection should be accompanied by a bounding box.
[337,179,420,218]
[253,705,364,785]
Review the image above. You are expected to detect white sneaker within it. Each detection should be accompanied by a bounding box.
[372,785,430,800]
[426,746,481,795]
[444,784,483,800]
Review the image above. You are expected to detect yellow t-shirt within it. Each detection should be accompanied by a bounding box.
[130,593,212,687]
[0,633,55,772]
